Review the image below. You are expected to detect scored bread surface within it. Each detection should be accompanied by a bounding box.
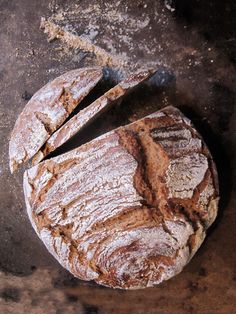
[23,106,219,289]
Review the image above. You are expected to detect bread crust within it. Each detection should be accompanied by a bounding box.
[23,106,219,289]
[9,67,102,173]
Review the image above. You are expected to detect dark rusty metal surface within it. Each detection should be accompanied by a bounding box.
[0,0,236,313]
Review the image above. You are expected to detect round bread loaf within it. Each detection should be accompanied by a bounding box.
[23,106,219,289]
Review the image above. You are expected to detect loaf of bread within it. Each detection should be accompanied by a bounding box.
[33,69,156,165]
[23,106,219,289]
[9,67,102,173]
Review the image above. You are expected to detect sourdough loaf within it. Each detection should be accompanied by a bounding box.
[9,67,102,173]
[33,69,156,164]
[23,106,219,289]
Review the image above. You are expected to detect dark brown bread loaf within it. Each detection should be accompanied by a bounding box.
[9,67,102,173]
[23,106,219,289]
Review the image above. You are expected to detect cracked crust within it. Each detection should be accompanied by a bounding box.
[23,106,219,289]
[9,67,103,173]
[33,68,156,165]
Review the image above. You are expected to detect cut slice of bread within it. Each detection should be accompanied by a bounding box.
[33,69,156,164]
[9,67,103,172]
